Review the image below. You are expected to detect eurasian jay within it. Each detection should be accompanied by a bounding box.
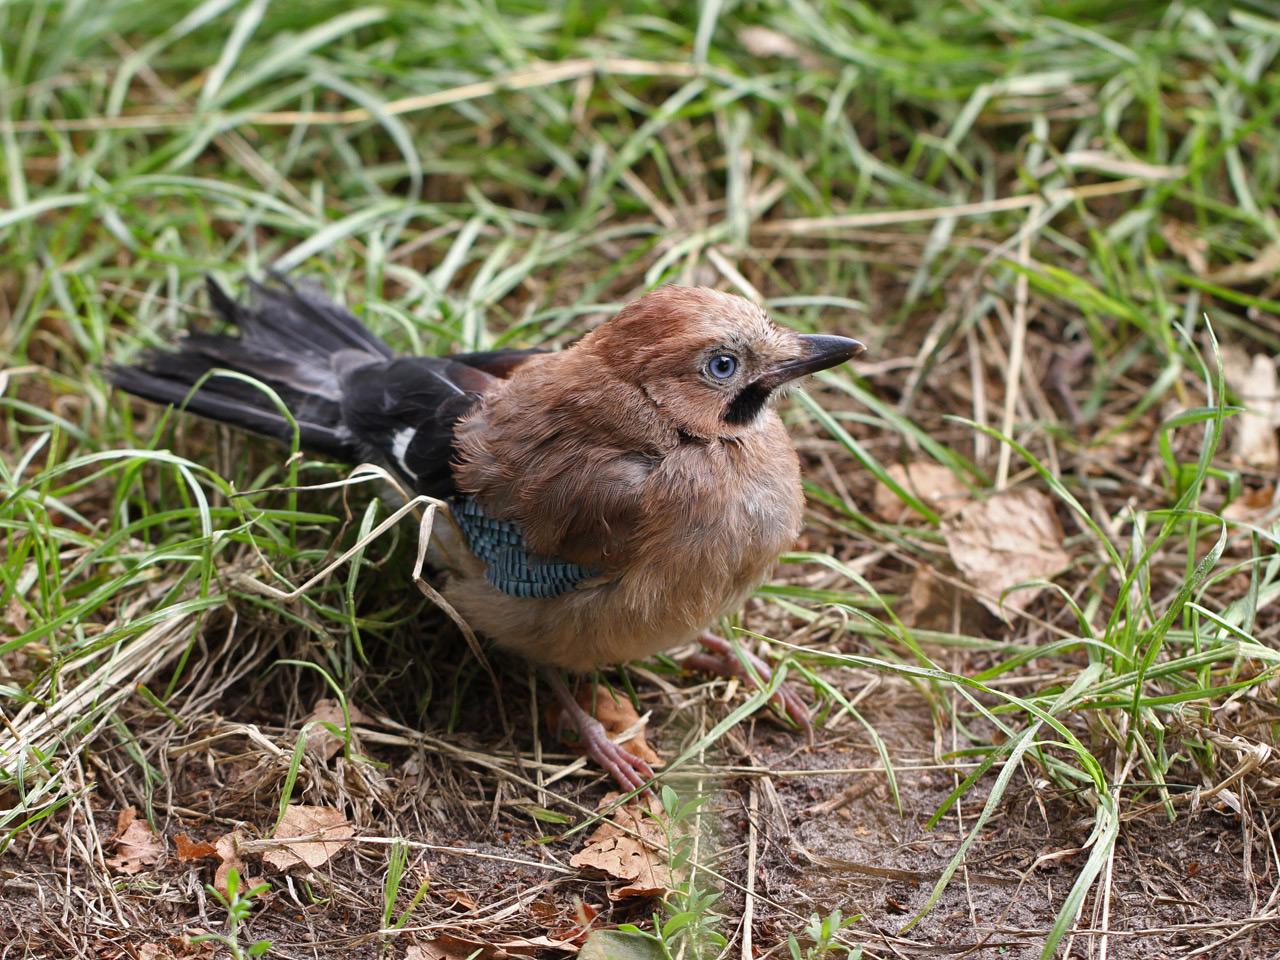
[111,278,864,791]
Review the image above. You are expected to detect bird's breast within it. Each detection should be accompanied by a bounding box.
[443,414,805,670]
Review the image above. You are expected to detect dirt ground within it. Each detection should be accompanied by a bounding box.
[3,609,1276,959]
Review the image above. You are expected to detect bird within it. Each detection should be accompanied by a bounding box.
[111,277,865,791]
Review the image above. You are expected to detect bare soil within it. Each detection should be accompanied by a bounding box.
[3,621,1276,959]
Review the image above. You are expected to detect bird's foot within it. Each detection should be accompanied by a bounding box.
[683,632,814,742]
[542,669,657,794]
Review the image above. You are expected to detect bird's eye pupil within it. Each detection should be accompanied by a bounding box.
[708,355,737,379]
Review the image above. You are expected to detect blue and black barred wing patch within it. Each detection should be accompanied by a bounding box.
[450,497,601,599]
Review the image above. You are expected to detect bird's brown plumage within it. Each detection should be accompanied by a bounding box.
[111,278,864,790]
[450,286,838,669]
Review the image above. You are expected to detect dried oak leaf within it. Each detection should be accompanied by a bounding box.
[738,26,820,66]
[526,897,597,946]
[943,488,1070,618]
[901,563,957,631]
[569,792,671,900]
[304,697,370,762]
[176,929,218,957]
[1223,485,1279,526]
[406,934,507,960]
[262,804,353,871]
[495,935,581,956]
[174,833,217,862]
[213,829,262,899]
[547,685,661,767]
[105,806,164,875]
[1161,221,1208,276]
[1227,353,1280,468]
[436,887,478,912]
[874,462,969,524]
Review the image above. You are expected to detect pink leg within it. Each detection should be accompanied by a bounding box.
[542,669,656,794]
[683,632,813,741]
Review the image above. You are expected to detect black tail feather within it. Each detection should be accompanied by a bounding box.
[110,276,390,460]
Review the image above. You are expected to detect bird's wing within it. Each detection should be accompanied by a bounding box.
[450,347,548,379]
[338,355,497,499]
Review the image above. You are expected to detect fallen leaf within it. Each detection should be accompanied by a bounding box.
[304,697,370,762]
[212,829,262,899]
[4,596,28,634]
[569,792,671,900]
[943,488,1070,618]
[1161,221,1208,275]
[105,806,164,875]
[115,805,137,834]
[901,564,956,631]
[874,462,969,523]
[406,933,508,960]
[174,833,217,862]
[547,685,661,768]
[262,804,353,871]
[740,26,803,60]
[436,888,478,912]
[496,935,581,956]
[405,944,460,960]
[1223,485,1279,525]
[526,898,597,946]
[1204,241,1280,286]
[177,929,218,957]
[1227,354,1280,468]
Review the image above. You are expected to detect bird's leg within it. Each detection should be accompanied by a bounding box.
[683,632,814,741]
[541,668,656,794]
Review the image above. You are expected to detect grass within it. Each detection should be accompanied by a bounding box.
[3,0,1280,957]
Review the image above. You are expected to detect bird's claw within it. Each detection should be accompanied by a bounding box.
[543,668,657,794]
[684,633,814,742]
[566,711,656,794]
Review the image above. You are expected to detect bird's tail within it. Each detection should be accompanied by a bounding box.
[110,276,393,459]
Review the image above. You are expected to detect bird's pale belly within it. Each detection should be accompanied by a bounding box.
[442,462,803,670]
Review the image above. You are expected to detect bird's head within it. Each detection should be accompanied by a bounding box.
[587,286,865,440]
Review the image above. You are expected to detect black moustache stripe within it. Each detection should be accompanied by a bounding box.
[723,382,772,425]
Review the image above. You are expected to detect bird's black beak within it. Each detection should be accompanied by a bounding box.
[755,334,866,391]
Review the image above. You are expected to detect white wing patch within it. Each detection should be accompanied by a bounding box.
[390,427,416,477]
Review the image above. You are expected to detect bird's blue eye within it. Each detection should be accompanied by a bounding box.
[707,354,737,379]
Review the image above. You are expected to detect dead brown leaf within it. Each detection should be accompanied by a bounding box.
[1227,353,1280,468]
[4,596,28,634]
[105,806,164,875]
[901,563,956,630]
[1224,486,1279,526]
[943,488,1070,618]
[174,833,217,862]
[569,792,671,900]
[404,929,581,959]
[874,462,969,523]
[547,685,661,767]
[407,934,507,960]
[1161,221,1209,275]
[212,829,261,899]
[304,697,370,762]
[176,929,218,957]
[262,804,353,871]
[496,935,581,956]
[405,944,466,960]
[739,26,820,67]
[436,887,478,912]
